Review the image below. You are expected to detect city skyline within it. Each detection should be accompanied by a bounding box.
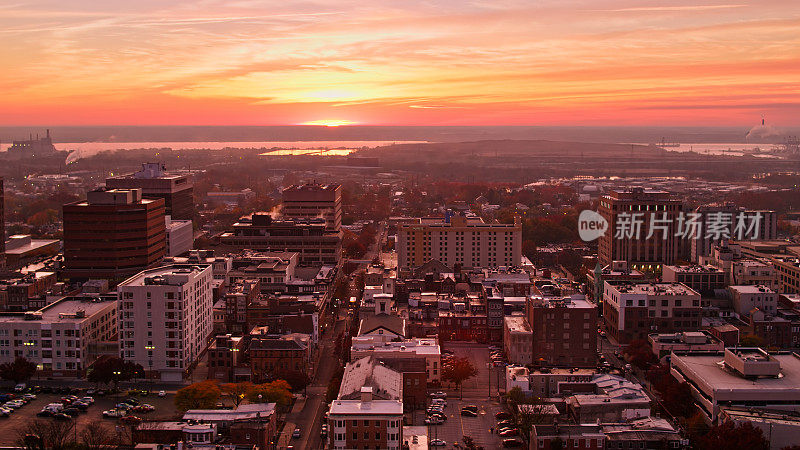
[1,0,799,126]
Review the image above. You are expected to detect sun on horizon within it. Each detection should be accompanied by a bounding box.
[301,119,357,127]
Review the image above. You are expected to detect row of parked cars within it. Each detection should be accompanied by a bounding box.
[0,393,37,417]
[494,411,523,447]
[102,397,155,425]
[36,395,95,421]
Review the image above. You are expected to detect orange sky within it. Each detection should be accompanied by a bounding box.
[1,1,799,126]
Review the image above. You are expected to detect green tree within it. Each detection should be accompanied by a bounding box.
[175,381,221,411]
[0,357,37,384]
[441,357,478,399]
[246,380,293,407]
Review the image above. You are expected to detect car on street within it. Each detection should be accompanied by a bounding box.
[499,429,519,437]
[158,390,167,397]
[430,439,446,446]
[497,420,515,428]
[460,409,478,417]
[292,428,301,439]
[424,417,443,425]
[502,438,524,447]
[462,405,478,412]
[429,391,447,399]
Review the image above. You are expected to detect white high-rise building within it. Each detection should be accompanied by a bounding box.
[117,264,213,382]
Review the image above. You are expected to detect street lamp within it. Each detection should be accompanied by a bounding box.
[145,345,155,388]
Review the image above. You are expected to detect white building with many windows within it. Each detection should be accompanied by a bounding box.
[0,295,117,378]
[117,264,213,382]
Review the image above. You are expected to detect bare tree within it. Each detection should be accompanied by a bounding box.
[80,422,114,448]
[15,420,74,450]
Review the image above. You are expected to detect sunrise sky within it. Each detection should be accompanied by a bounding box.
[1,0,798,126]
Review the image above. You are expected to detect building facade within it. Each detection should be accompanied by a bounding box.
[397,215,521,269]
[526,295,597,368]
[117,264,213,382]
[603,282,701,344]
[106,163,194,220]
[0,295,117,377]
[63,188,166,280]
[598,189,683,268]
[281,183,342,231]
[220,213,341,266]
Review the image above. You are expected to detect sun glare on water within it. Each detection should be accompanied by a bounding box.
[301,119,356,127]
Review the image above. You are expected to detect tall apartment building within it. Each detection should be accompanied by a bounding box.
[690,204,777,262]
[106,163,194,220]
[220,213,341,266]
[0,295,117,377]
[598,189,683,269]
[117,264,213,382]
[282,183,342,231]
[63,188,166,280]
[525,295,597,368]
[603,282,701,344]
[397,214,521,269]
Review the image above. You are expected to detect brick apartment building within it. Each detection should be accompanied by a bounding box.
[526,295,597,368]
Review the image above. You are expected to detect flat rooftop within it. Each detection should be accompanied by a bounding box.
[611,282,699,296]
[0,296,115,324]
[329,399,403,415]
[672,352,800,393]
[119,264,209,287]
[504,316,531,333]
[729,285,775,294]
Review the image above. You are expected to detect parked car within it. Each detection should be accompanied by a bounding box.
[14,384,26,392]
[158,390,167,398]
[502,438,523,447]
[22,394,36,401]
[0,409,11,417]
[63,408,81,417]
[134,404,155,413]
[499,429,519,437]
[103,409,125,418]
[36,410,52,417]
[53,413,72,421]
[80,396,95,405]
[497,419,515,428]
[124,398,139,406]
[424,417,443,425]
[86,389,96,395]
[119,415,142,425]
[116,403,133,410]
[292,428,301,439]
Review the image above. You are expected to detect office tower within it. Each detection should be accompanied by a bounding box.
[282,183,342,231]
[62,188,166,280]
[106,163,194,220]
[597,188,683,269]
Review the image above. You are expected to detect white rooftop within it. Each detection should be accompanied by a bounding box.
[329,399,403,415]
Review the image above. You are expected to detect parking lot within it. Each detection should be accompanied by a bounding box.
[408,343,512,448]
[0,389,179,445]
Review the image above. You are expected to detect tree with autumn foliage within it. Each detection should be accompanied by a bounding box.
[697,421,768,450]
[220,382,254,407]
[441,356,478,399]
[246,380,293,407]
[175,380,221,411]
[623,339,657,369]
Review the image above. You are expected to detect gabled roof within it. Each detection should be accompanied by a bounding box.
[358,314,407,338]
[338,355,403,401]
